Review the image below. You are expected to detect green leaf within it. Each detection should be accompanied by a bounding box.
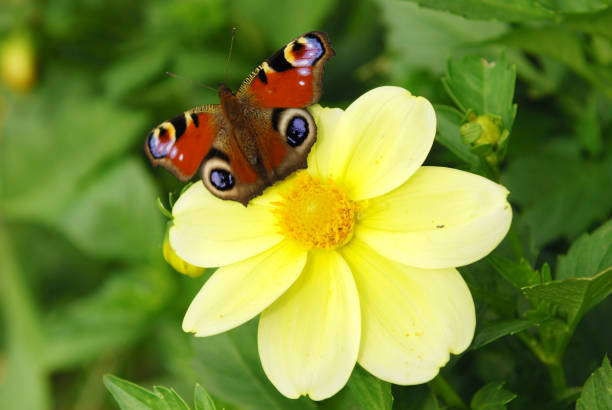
[0,77,148,220]
[48,159,164,261]
[399,0,555,22]
[556,219,612,280]
[194,384,216,410]
[393,386,441,410]
[522,266,612,327]
[154,386,191,410]
[564,8,612,41]
[103,375,193,410]
[103,47,170,100]
[470,382,516,410]
[321,365,393,410]
[443,54,517,130]
[104,375,165,410]
[379,0,508,74]
[502,140,612,247]
[576,356,612,410]
[228,0,338,46]
[471,318,544,350]
[191,319,315,410]
[42,267,171,370]
[576,94,604,156]
[435,105,480,167]
[543,0,612,14]
[492,26,612,99]
[487,254,542,288]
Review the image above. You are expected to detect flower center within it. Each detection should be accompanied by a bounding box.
[273,172,357,249]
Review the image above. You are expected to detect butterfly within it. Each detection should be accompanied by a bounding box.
[145,31,335,205]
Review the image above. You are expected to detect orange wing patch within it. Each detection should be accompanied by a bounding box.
[145,110,217,180]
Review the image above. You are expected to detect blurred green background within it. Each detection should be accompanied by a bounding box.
[1,0,611,409]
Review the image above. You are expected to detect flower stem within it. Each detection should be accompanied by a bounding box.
[429,374,467,409]
[0,220,50,409]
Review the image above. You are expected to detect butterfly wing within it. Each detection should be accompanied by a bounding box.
[237,31,335,108]
[145,105,220,181]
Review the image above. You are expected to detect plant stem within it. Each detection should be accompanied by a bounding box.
[0,220,50,409]
[547,361,567,394]
[429,374,467,409]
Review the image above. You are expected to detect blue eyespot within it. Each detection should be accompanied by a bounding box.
[286,116,308,147]
[210,169,235,191]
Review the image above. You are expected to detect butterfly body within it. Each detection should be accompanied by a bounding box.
[145,31,334,205]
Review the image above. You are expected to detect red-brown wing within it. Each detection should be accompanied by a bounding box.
[145,105,220,181]
[237,31,335,108]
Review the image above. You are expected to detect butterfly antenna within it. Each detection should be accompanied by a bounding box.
[165,72,217,92]
[225,27,238,83]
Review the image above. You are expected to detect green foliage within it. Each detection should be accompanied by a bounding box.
[470,382,516,410]
[321,366,393,410]
[103,375,209,410]
[576,356,612,410]
[2,0,612,409]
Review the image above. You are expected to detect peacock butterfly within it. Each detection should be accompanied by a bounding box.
[145,31,335,205]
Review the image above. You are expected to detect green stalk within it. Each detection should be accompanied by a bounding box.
[0,220,50,410]
[429,374,467,409]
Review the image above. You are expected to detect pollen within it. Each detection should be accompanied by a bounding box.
[273,172,357,249]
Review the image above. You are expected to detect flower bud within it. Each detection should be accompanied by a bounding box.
[0,32,36,92]
[163,225,206,278]
[460,112,509,166]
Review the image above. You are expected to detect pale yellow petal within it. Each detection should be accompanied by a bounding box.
[170,182,283,267]
[307,105,344,179]
[258,250,360,400]
[341,240,475,385]
[314,87,436,200]
[356,166,512,269]
[182,240,307,336]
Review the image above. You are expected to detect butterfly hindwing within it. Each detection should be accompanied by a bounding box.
[238,31,335,108]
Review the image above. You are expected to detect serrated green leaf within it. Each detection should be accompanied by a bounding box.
[435,105,480,167]
[576,356,612,410]
[400,0,555,22]
[522,266,612,327]
[471,318,544,350]
[443,54,517,130]
[556,219,612,280]
[194,384,216,410]
[191,319,315,410]
[154,386,191,410]
[321,365,393,410]
[103,375,166,410]
[487,254,542,288]
[470,382,516,410]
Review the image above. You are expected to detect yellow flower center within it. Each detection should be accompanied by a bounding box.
[273,172,357,249]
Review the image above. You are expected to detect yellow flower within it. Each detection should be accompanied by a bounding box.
[171,87,512,400]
